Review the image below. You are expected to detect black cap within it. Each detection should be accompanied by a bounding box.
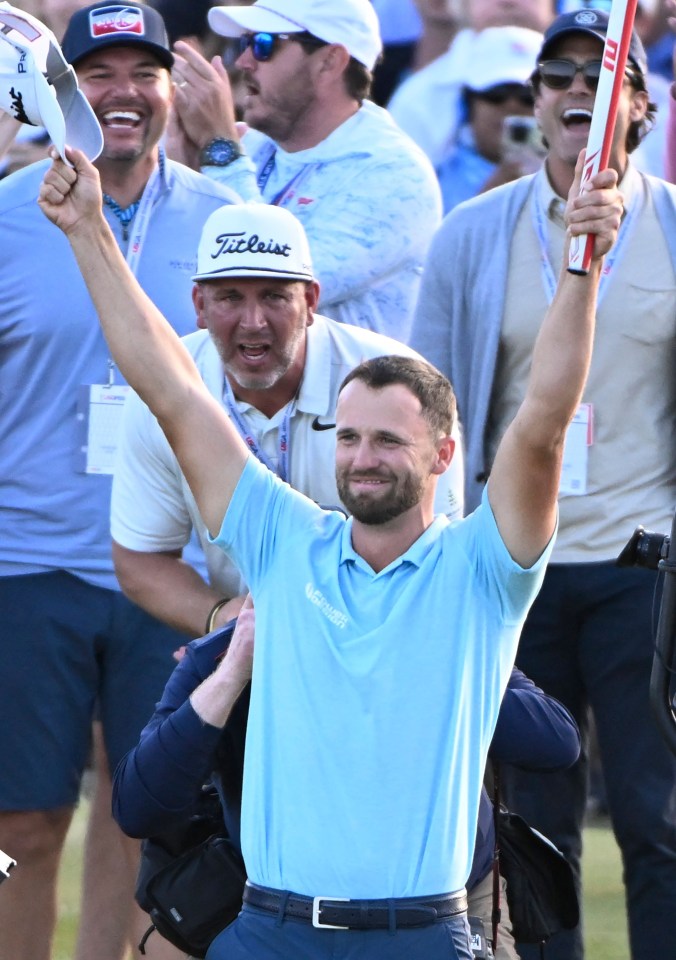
[537,9,647,79]
[62,3,174,70]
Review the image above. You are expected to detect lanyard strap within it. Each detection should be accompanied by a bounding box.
[256,148,313,206]
[103,151,165,385]
[531,178,636,305]
[125,148,165,275]
[222,377,294,482]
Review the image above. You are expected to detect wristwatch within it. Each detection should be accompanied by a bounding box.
[199,138,243,168]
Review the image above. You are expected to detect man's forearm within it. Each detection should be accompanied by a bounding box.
[190,602,254,728]
[522,258,601,446]
[113,544,232,637]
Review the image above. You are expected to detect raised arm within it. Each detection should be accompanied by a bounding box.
[488,156,622,567]
[37,149,248,536]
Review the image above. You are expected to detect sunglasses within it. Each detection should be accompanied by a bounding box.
[238,31,327,62]
[537,58,636,92]
[475,84,534,107]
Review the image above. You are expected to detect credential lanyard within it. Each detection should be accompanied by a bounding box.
[106,151,165,384]
[125,150,165,275]
[222,377,293,482]
[531,180,637,305]
[256,149,312,206]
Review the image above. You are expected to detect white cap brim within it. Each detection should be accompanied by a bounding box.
[34,46,103,162]
[0,4,103,163]
[208,5,304,38]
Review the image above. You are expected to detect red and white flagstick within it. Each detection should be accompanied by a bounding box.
[567,0,639,275]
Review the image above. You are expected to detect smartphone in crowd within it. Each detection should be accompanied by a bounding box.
[501,115,546,173]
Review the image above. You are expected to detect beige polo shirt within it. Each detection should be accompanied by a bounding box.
[486,165,676,562]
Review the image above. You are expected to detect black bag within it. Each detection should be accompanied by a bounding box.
[497,808,579,945]
[135,788,246,958]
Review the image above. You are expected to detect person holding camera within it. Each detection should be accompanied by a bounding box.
[433,25,544,213]
[411,9,676,960]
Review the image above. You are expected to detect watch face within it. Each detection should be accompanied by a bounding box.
[212,143,235,163]
[203,139,240,166]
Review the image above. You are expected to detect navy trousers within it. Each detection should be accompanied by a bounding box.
[501,562,676,960]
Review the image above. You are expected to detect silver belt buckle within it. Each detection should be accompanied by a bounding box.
[312,896,350,929]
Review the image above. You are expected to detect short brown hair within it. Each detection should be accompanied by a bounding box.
[339,355,456,438]
[343,57,372,103]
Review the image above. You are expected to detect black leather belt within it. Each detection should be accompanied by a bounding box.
[243,881,468,930]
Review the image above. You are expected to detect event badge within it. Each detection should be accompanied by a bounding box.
[559,403,593,497]
[76,384,131,474]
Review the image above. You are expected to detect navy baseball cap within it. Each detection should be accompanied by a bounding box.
[537,9,647,79]
[62,3,173,70]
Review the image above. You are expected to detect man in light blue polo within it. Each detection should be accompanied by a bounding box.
[38,143,622,960]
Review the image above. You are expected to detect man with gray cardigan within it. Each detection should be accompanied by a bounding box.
[410,10,676,960]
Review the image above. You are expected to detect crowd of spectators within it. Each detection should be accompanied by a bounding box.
[0,2,674,960]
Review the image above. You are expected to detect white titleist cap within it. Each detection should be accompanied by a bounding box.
[0,2,103,162]
[208,0,382,70]
[192,204,315,283]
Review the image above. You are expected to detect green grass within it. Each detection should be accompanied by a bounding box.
[54,797,91,960]
[55,805,628,960]
[582,823,629,958]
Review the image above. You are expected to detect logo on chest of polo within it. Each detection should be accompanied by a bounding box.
[305,583,348,629]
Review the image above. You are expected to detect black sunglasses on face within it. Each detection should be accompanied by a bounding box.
[238,31,327,62]
[537,58,637,92]
[475,84,535,107]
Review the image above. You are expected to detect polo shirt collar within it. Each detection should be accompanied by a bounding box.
[294,313,334,418]
[539,160,638,227]
[339,514,449,577]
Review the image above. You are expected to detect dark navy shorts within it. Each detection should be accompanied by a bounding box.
[0,570,184,809]
[206,903,474,960]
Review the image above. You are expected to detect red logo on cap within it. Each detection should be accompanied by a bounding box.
[90,6,144,38]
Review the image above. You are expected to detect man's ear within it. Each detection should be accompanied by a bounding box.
[629,87,649,124]
[314,43,351,84]
[192,283,207,330]
[433,435,456,476]
[303,280,321,327]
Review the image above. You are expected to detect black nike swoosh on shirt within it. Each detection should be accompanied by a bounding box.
[311,416,337,431]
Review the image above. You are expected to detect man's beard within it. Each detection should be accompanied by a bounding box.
[217,321,305,392]
[336,468,426,525]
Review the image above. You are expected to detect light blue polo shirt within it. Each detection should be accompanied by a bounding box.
[214,456,553,898]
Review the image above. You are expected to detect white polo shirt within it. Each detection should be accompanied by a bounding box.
[111,314,464,598]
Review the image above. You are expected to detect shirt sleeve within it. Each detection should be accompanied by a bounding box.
[408,207,465,383]
[112,636,227,838]
[457,486,556,625]
[211,456,327,592]
[201,154,264,204]
[489,668,581,770]
[111,389,193,553]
